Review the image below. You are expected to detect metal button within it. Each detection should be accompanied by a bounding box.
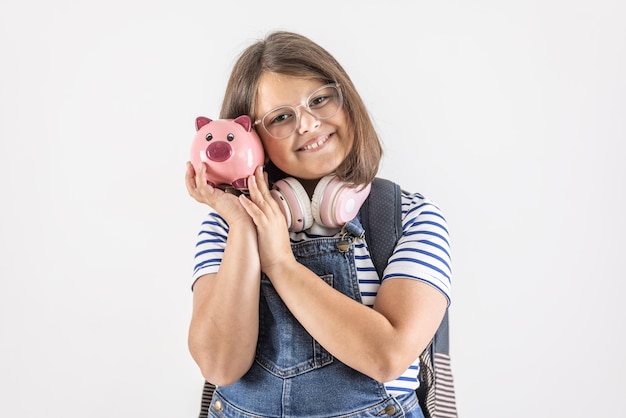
[384,405,396,415]
[378,404,396,416]
[214,400,223,411]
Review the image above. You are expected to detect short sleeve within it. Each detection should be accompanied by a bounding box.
[191,211,229,290]
[383,192,452,304]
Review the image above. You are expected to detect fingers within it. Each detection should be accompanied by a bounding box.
[247,166,277,210]
[185,161,214,202]
[185,162,198,195]
[239,166,281,223]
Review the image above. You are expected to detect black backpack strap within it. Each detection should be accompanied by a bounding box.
[360,178,457,418]
[358,177,402,278]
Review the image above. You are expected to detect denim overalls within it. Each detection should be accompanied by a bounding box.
[209,220,423,418]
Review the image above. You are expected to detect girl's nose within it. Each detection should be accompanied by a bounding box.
[297,109,321,135]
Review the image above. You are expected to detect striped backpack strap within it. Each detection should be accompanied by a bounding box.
[417,311,458,418]
[359,178,458,418]
[198,381,215,418]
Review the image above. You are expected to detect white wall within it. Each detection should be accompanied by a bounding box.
[1,1,624,417]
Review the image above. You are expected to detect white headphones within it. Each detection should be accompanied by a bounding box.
[270,175,371,232]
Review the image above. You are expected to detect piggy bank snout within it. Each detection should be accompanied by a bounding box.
[206,141,233,162]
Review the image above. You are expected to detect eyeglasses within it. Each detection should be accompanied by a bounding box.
[254,83,343,139]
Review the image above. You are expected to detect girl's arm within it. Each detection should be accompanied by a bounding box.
[186,162,262,386]
[259,256,447,383]
[240,167,448,383]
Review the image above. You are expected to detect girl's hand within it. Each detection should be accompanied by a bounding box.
[185,162,252,226]
[238,166,295,272]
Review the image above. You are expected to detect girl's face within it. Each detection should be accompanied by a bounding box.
[254,72,354,181]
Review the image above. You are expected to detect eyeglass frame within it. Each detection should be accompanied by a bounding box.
[253,83,343,139]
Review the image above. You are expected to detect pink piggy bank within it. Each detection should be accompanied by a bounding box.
[191,115,265,191]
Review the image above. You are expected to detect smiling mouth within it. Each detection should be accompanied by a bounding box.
[299,134,330,151]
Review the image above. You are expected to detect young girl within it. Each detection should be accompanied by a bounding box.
[185,31,451,418]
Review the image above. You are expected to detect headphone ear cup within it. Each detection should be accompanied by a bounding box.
[310,175,336,227]
[270,177,313,232]
[311,176,372,228]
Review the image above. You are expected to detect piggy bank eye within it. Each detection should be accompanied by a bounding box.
[205,133,213,141]
[227,133,234,141]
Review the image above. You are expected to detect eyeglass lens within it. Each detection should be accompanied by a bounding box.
[262,85,342,139]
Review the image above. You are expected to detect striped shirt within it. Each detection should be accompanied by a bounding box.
[191,190,452,397]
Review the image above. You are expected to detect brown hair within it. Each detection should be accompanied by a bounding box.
[220,31,382,185]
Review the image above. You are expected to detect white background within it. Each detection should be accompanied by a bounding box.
[1,1,624,417]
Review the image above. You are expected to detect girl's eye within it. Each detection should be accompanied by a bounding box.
[309,94,329,108]
[272,114,288,124]
[267,109,295,125]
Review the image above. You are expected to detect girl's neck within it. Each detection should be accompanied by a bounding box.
[298,178,320,198]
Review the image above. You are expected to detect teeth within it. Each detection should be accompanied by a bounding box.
[301,135,328,151]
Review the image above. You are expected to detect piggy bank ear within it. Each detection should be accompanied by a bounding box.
[233,115,253,132]
[196,116,212,131]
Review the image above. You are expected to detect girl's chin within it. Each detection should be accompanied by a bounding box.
[275,150,347,179]
[293,166,341,181]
